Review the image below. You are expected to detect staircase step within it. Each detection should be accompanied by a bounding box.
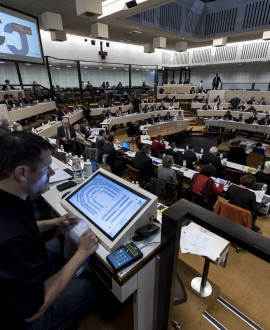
[205,296,263,330]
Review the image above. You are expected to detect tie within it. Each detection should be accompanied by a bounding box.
[65,128,70,143]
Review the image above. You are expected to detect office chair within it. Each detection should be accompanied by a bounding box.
[126,164,144,188]
[227,146,246,165]
[247,152,264,169]
[225,168,244,185]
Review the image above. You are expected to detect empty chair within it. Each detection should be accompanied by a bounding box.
[227,146,246,165]
[247,152,264,169]
[251,132,264,141]
[207,125,219,135]
[237,129,249,138]
[151,177,178,206]
[225,168,243,185]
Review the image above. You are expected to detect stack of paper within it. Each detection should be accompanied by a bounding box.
[180,229,220,260]
[49,162,73,183]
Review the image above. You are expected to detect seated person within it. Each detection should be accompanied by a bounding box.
[226,103,234,111]
[255,161,270,193]
[63,103,70,114]
[102,135,125,174]
[163,111,172,121]
[8,94,20,107]
[202,101,211,110]
[193,95,199,102]
[115,108,122,117]
[247,96,256,104]
[95,129,107,153]
[227,141,246,165]
[257,97,266,105]
[134,144,155,181]
[57,106,66,120]
[157,155,181,188]
[0,131,98,329]
[234,112,245,122]
[151,103,157,111]
[171,96,177,103]
[100,110,107,121]
[159,87,164,94]
[148,115,156,125]
[246,113,258,123]
[156,114,163,123]
[201,146,226,178]
[73,101,80,111]
[176,110,184,120]
[126,105,134,114]
[162,95,170,103]
[223,110,232,120]
[214,102,222,110]
[225,174,266,232]
[143,104,150,113]
[108,98,116,107]
[214,95,221,103]
[2,79,15,90]
[80,118,91,137]
[237,102,246,111]
[252,142,266,157]
[152,134,165,157]
[201,96,206,103]
[183,145,197,168]
[167,102,175,110]
[159,102,167,110]
[190,164,224,208]
[148,96,155,103]
[98,98,105,108]
[17,92,25,105]
[164,142,182,165]
[74,124,91,147]
[190,87,196,94]
[23,92,33,104]
[106,108,113,118]
[259,114,270,125]
[127,120,140,136]
[246,105,256,112]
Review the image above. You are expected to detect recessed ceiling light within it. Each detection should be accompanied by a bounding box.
[25,63,31,65]
[136,68,139,71]
[112,67,116,70]
[125,68,129,71]
[57,67,60,69]
[49,64,52,67]
[145,69,149,71]
[99,67,103,69]
[66,65,71,67]
[0,61,5,64]
[83,66,88,68]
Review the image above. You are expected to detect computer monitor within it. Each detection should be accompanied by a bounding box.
[122,141,130,150]
[61,168,157,252]
[91,160,100,172]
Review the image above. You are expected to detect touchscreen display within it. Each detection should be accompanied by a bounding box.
[215,178,228,186]
[66,173,149,240]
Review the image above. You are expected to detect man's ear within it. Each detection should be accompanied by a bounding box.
[14,166,29,182]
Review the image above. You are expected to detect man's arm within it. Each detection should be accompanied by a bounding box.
[36,213,78,233]
[25,229,98,323]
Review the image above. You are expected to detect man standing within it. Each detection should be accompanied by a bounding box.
[0,131,98,329]
[0,94,11,106]
[212,73,222,90]
[230,95,241,109]
[57,118,76,154]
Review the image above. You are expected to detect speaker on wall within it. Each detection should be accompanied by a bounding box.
[91,40,96,45]
[126,1,137,9]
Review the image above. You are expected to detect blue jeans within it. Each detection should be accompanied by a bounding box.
[26,237,96,330]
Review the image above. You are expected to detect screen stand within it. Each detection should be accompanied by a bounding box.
[191,259,212,297]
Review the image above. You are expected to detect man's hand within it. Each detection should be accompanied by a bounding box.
[77,229,99,258]
[220,180,225,185]
[62,137,67,142]
[55,212,79,227]
[71,138,75,141]
[262,197,267,203]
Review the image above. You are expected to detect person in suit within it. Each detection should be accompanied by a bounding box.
[247,113,257,123]
[230,95,241,109]
[9,94,20,107]
[134,145,155,181]
[100,110,107,122]
[247,96,255,104]
[80,118,91,138]
[17,92,25,106]
[0,94,11,105]
[202,101,211,110]
[246,105,256,113]
[163,111,172,121]
[235,113,245,122]
[57,118,76,154]
[212,73,222,90]
[23,93,33,105]
[148,115,156,125]
[201,146,226,178]
[259,114,270,125]
[183,145,197,169]
[257,97,266,105]
[214,95,221,103]
[2,79,15,91]
[237,102,246,112]
[159,102,166,110]
[162,95,170,103]
[126,105,134,115]
[155,114,163,123]
[223,110,232,120]
[214,102,222,110]
[57,106,66,121]
[168,102,175,110]
[176,110,184,120]
[82,103,91,123]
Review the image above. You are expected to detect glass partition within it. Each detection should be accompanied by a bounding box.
[48,58,79,89]
[222,82,254,90]
[80,62,129,88]
[19,62,50,89]
[0,61,20,88]
[131,65,156,88]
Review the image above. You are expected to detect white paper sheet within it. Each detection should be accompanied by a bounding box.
[180,230,220,259]
[249,189,265,203]
[49,162,73,183]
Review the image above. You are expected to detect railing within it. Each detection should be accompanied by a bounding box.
[222,82,269,91]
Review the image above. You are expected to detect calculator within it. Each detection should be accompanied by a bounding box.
[106,242,143,272]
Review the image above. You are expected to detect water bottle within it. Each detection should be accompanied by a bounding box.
[72,155,83,183]
[186,145,188,150]
[83,159,92,178]
[132,181,135,185]
[183,160,186,170]
[220,153,223,159]
[200,148,203,154]
[60,145,64,152]
[80,155,84,168]
[257,165,261,171]
[135,181,139,187]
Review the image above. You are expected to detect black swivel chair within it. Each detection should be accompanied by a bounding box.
[227,146,246,165]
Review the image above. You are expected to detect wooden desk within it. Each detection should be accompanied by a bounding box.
[161,85,199,94]
[0,104,10,118]
[8,101,56,122]
[204,119,270,134]
[101,110,180,131]
[0,89,24,101]
[157,93,204,100]
[141,120,190,138]
[208,90,270,104]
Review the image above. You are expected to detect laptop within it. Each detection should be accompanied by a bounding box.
[91,160,100,172]
[118,141,130,152]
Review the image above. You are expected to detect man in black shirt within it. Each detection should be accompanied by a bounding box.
[201,146,226,177]
[0,131,98,329]
[134,144,155,181]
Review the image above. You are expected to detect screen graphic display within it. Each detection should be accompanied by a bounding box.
[66,173,149,240]
[0,5,43,63]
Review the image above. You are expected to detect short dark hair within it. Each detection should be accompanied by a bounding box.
[99,129,105,136]
[4,94,9,100]
[0,131,53,180]
[108,134,114,142]
[188,145,194,150]
[156,134,163,141]
[5,79,9,83]
[256,142,262,148]
[200,164,216,177]
[240,174,255,188]
[82,118,88,124]
[170,142,176,148]
[142,144,151,154]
